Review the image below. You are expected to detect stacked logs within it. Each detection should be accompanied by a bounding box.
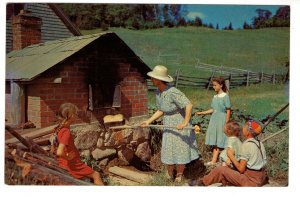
[5,126,92,185]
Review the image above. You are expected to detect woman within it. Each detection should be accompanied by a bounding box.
[140,65,199,182]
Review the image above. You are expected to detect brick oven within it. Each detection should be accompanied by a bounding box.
[6,10,151,128]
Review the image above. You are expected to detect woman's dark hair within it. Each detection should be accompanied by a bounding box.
[212,77,227,92]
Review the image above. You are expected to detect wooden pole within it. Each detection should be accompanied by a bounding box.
[207,70,215,90]
[246,71,250,86]
[5,126,50,156]
[260,71,264,84]
[272,73,276,84]
[262,103,289,131]
[109,124,195,130]
[261,127,288,143]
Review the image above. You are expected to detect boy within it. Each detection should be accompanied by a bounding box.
[201,119,268,186]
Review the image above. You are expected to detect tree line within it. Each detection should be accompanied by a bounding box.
[243,6,290,29]
[59,4,290,30]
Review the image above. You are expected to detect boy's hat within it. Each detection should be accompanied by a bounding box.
[247,119,263,137]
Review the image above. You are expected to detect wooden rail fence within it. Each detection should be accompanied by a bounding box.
[147,64,284,91]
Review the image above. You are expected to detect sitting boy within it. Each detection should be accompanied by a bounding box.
[201,119,268,186]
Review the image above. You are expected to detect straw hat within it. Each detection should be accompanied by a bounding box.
[147,65,173,83]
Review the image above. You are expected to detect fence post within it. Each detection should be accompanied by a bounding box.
[175,69,180,88]
[225,79,230,93]
[157,51,161,63]
[246,71,250,86]
[207,70,215,90]
[272,73,276,84]
[260,71,264,84]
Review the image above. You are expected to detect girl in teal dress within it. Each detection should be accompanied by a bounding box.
[195,77,231,166]
[140,65,199,182]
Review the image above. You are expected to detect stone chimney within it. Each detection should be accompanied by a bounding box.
[12,10,42,50]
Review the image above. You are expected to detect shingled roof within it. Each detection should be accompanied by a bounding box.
[6,32,150,81]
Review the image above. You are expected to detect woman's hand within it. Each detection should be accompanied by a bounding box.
[177,122,188,130]
[195,112,203,116]
[140,120,150,128]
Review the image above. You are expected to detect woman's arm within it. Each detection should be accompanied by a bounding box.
[140,110,164,127]
[227,149,247,173]
[225,108,231,123]
[177,103,193,130]
[195,108,214,116]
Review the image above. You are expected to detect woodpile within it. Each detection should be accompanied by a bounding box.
[5,126,92,185]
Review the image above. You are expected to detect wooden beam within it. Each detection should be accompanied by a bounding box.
[10,82,25,127]
[5,126,50,156]
[108,166,152,184]
[5,124,57,144]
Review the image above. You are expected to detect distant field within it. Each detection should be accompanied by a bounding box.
[148,83,288,121]
[81,27,289,77]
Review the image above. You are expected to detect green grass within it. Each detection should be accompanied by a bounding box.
[146,84,289,183]
[148,83,288,121]
[81,27,289,185]
[81,27,289,77]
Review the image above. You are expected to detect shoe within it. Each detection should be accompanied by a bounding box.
[166,171,173,181]
[174,174,183,183]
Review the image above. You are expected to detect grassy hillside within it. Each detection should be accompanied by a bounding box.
[81,27,289,77]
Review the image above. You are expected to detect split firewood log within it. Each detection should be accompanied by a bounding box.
[103,114,124,123]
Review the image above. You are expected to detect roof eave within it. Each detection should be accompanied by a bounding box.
[48,3,82,36]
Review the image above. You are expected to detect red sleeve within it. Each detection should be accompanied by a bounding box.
[58,128,71,145]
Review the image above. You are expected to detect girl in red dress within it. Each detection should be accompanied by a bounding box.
[54,103,104,185]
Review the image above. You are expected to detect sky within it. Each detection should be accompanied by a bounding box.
[186,4,284,29]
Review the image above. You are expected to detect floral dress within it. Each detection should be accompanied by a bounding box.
[156,86,200,164]
[205,92,231,148]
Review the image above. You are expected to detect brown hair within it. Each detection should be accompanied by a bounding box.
[212,77,227,92]
[50,103,78,154]
[55,103,78,132]
[225,120,241,137]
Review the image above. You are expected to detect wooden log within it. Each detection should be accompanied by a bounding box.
[6,144,56,164]
[5,126,50,156]
[6,153,93,185]
[5,124,57,144]
[34,137,51,146]
[109,175,140,186]
[10,148,60,173]
[108,166,152,184]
